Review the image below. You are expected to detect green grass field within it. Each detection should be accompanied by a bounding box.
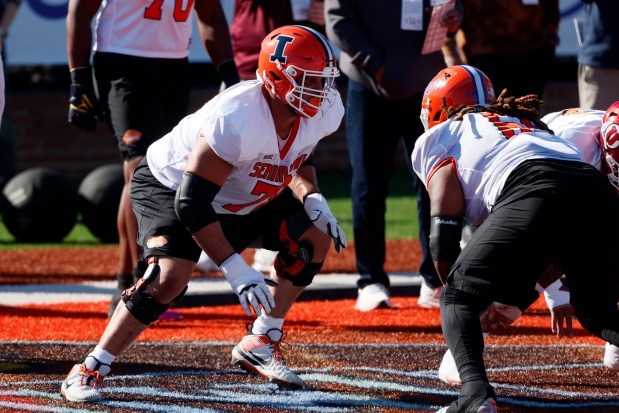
[0,170,419,249]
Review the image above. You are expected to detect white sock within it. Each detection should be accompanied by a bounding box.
[84,345,116,376]
[252,314,285,341]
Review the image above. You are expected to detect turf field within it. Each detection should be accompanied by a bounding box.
[0,243,617,413]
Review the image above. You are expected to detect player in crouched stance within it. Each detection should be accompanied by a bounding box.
[437,102,619,387]
[61,25,346,402]
[413,65,619,413]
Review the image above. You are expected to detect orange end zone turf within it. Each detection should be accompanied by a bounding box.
[0,296,603,347]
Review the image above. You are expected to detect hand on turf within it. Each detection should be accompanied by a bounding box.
[219,253,278,316]
[68,67,101,132]
[550,304,575,338]
[480,302,522,332]
[304,193,347,252]
[542,278,573,338]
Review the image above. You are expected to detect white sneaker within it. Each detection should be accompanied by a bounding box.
[355,283,392,312]
[195,252,218,272]
[60,363,104,402]
[418,281,443,308]
[438,349,461,385]
[231,328,304,389]
[251,249,278,272]
[604,342,619,370]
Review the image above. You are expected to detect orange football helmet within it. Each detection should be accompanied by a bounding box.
[420,65,495,131]
[257,25,339,118]
[599,101,619,190]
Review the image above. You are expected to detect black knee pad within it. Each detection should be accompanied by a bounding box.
[121,262,188,325]
[122,282,169,325]
[274,243,323,287]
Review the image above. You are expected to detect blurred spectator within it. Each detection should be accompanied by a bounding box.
[66,0,238,318]
[231,0,325,81]
[0,0,21,189]
[442,0,559,99]
[325,0,462,311]
[578,0,619,110]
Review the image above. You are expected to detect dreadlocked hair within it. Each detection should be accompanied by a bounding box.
[442,88,553,134]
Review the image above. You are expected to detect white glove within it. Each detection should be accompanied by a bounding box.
[219,253,278,316]
[303,193,347,252]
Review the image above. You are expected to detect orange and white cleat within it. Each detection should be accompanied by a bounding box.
[60,363,104,402]
[231,327,304,389]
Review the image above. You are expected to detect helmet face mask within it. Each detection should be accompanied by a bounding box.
[258,25,339,118]
[600,102,619,190]
[420,65,495,131]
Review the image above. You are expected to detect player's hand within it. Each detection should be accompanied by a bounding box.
[542,278,572,337]
[480,302,522,332]
[68,67,101,132]
[550,304,575,338]
[303,192,347,252]
[219,253,278,316]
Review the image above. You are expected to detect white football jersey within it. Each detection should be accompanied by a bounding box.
[542,108,604,171]
[147,80,344,215]
[94,0,193,58]
[412,113,585,226]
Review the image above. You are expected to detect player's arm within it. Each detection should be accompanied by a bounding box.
[182,136,236,265]
[66,0,103,132]
[291,159,347,252]
[427,160,464,283]
[66,0,100,69]
[180,137,276,316]
[194,0,239,88]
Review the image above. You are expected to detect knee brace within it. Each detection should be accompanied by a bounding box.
[121,258,187,325]
[274,241,323,286]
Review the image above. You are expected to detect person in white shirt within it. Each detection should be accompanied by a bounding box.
[66,0,240,318]
[412,65,619,413]
[60,25,346,403]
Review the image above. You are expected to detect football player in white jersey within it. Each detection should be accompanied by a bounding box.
[412,65,619,413]
[66,0,240,318]
[60,25,346,403]
[438,102,619,388]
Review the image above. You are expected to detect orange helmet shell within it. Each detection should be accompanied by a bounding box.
[420,65,495,130]
[257,25,339,118]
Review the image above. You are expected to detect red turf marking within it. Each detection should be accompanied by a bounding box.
[0,296,604,346]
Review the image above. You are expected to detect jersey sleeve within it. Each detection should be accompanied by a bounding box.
[200,115,242,164]
[412,123,451,189]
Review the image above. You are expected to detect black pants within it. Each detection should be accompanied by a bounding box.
[94,52,191,161]
[441,159,619,410]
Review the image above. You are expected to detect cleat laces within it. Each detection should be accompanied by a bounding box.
[81,369,104,390]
